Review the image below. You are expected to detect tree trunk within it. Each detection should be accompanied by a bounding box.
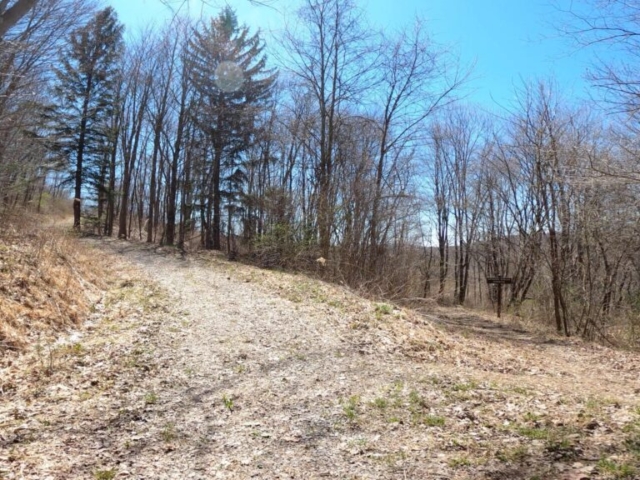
[147,124,161,243]
[105,132,118,236]
[0,0,37,38]
[166,92,187,246]
[211,145,222,250]
[74,82,93,230]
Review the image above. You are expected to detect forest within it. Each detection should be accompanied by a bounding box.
[1,0,640,346]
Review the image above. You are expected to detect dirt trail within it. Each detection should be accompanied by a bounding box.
[3,238,640,480]
[94,240,417,479]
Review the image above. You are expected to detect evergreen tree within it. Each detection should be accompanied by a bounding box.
[188,7,276,249]
[49,7,123,229]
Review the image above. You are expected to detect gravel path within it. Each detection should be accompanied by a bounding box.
[98,240,411,479]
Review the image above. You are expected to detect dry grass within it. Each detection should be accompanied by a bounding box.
[0,211,108,351]
[0,243,183,479]
[3,238,640,478]
[95,242,640,478]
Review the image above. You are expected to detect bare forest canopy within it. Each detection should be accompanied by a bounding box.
[2,0,640,345]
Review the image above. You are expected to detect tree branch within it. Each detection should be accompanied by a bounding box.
[0,0,38,38]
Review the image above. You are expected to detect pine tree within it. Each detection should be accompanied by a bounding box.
[187,7,276,250]
[49,7,123,229]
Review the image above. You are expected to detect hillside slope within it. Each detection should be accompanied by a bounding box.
[0,216,106,350]
[1,237,640,479]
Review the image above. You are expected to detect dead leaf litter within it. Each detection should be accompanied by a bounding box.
[2,238,640,479]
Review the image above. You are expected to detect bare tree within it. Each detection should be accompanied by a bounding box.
[367,20,466,276]
[558,0,640,115]
[280,0,374,259]
[0,0,96,213]
[429,124,451,296]
[117,35,155,239]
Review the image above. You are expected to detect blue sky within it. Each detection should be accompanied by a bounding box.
[107,0,599,110]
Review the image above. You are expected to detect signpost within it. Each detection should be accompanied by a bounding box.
[486,276,513,318]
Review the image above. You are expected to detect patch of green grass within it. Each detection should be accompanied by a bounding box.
[293,352,307,361]
[624,434,640,455]
[348,436,369,450]
[327,300,343,309]
[516,426,550,440]
[418,414,446,427]
[343,395,360,421]
[392,380,404,391]
[496,445,528,463]
[585,396,604,412]
[375,303,393,316]
[408,390,428,409]
[389,381,405,407]
[508,385,530,395]
[378,450,407,466]
[449,456,471,468]
[222,394,234,411]
[94,469,116,480]
[59,342,85,356]
[123,346,154,369]
[584,395,621,414]
[597,458,637,478]
[288,294,303,303]
[160,423,176,442]
[545,437,578,459]
[144,391,158,405]
[452,380,478,392]
[623,412,640,437]
[371,397,388,409]
[307,286,331,304]
[513,423,579,460]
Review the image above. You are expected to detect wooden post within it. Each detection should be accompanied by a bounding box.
[486,276,513,318]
